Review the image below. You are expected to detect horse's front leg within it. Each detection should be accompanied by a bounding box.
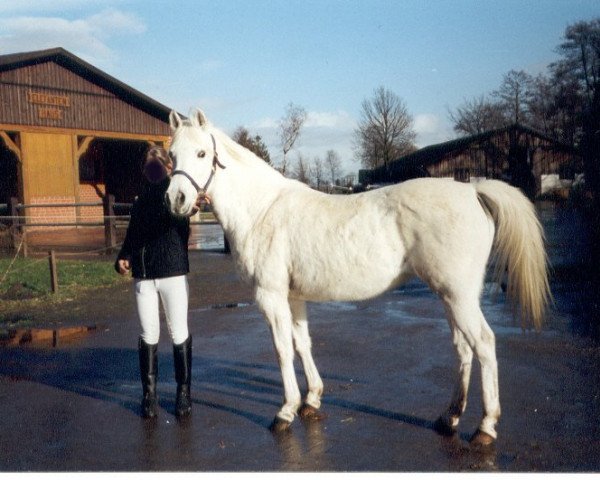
[289,299,324,420]
[256,288,302,432]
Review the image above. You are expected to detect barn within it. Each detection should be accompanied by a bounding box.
[0,47,172,225]
[359,124,581,198]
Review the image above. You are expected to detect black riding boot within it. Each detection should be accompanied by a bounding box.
[173,335,192,418]
[138,337,158,418]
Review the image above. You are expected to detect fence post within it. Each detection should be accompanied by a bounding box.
[103,194,117,252]
[9,197,25,255]
[48,250,58,293]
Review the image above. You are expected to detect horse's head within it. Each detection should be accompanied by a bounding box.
[165,108,222,217]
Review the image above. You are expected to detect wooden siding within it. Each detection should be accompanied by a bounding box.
[0,61,170,136]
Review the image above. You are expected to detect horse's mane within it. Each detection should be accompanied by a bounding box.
[209,127,284,180]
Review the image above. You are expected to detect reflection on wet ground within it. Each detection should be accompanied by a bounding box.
[190,223,225,251]
[0,325,99,347]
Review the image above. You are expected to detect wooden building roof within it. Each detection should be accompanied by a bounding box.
[362,123,577,185]
[0,47,173,135]
[392,124,572,172]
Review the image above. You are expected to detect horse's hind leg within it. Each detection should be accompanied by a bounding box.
[256,288,302,431]
[290,299,324,419]
[442,296,500,445]
[434,324,473,436]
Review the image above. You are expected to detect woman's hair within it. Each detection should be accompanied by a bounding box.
[145,145,171,168]
[143,145,172,183]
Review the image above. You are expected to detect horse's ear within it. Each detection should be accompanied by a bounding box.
[169,110,182,131]
[190,109,208,127]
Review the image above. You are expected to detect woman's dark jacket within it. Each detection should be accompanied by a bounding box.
[115,178,190,279]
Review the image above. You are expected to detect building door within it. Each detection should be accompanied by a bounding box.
[20,132,76,205]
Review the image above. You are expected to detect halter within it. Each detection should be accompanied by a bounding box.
[171,134,226,194]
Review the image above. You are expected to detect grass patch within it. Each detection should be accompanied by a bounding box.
[0,256,123,297]
[0,255,127,322]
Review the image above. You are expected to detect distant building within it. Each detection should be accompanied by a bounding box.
[341,173,356,187]
[359,124,581,198]
[0,47,173,224]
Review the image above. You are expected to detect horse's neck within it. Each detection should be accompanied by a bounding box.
[209,137,285,246]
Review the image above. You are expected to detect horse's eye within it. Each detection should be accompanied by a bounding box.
[198,150,206,158]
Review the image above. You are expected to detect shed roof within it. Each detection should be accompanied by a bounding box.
[0,47,172,122]
[391,123,573,172]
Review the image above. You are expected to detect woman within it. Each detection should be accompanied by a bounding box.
[115,145,194,419]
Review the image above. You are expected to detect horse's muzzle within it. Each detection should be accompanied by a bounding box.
[164,190,191,217]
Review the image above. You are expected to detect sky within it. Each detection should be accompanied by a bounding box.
[0,0,598,178]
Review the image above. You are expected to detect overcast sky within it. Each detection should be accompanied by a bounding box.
[1,0,598,177]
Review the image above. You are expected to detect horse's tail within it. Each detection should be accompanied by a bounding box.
[475,180,551,331]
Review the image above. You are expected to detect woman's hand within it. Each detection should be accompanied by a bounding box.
[117,258,131,275]
[190,192,211,215]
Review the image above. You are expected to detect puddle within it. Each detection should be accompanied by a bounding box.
[0,325,99,347]
[190,302,253,313]
[189,223,226,250]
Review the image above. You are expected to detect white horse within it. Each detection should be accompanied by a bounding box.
[165,109,550,446]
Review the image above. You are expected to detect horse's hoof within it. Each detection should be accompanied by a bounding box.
[433,416,456,437]
[298,403,327,421]
[269,416,292,434]
[470,429,496,447]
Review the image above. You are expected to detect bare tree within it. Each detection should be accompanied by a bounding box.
[292,153,312,185]
[278,103,307,175]
[526,75,551,134]
[553,18,600,206]
[547,66,585,146]
[324,149,342,184]
[555,18,600,106]
[448,95,508,135]
[492,70,534,124]
[312,156,324,189]
[525,73,571,138]
[354,86,416,170]
[232,126,271,163]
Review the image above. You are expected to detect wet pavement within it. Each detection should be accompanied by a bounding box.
[1,205,600,472]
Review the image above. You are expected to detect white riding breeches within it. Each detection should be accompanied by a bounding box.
[134,275,189,345]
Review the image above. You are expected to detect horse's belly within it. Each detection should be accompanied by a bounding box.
[290,255,410,302]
